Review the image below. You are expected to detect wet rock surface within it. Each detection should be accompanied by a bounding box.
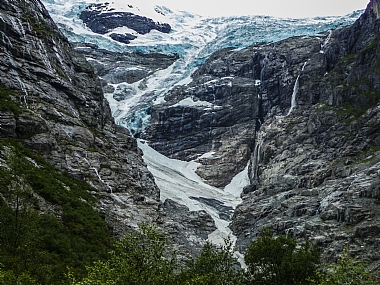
[142,34,327,187]
[158,199,217,259]
[0,0,220,256]
[3,0,380,273]
[142,0,380,271]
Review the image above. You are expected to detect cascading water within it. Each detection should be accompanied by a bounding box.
[320,30,332,53]
[287,61,308,116]
[42,0,362,135]
[250,132,263,185]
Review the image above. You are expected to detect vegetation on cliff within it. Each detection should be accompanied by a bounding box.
[0,210,377,285]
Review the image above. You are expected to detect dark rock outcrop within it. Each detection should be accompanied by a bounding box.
[142,35,329,187]
[158,199,217,259]
[0,0,217,257]
[141,0,380,270]
[79,3,171,44]
[76,43,178,86]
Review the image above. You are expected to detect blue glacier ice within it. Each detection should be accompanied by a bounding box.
[42,0,363,134]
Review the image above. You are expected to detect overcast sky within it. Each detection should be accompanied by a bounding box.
[149,0,369,18]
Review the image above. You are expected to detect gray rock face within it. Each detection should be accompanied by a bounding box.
[76,43,178,86]
[141,0,380,269]
[0,0,219,256]
[142,35,328,187]
[158,199,217,260]
[0,0,160,230]
[230,0,380,270]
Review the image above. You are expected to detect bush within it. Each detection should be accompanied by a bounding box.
[0,140,111,284]
[178,238,245,285]
[244,228,320,285]
[69,223,177,285]
[315,251,378,285]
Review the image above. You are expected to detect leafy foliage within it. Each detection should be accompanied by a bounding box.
[0,88,22,115]
[0,140,378,285]
[178,238,245,285]
[68,223,177,285]
[0,139,111,284]
[244,228,320,285]
[315,251,378,285]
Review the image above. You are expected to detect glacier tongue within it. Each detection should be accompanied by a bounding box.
[138,139,249,265]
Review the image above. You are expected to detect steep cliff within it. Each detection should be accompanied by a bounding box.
[0,0,160,233]
[142,0,380,271]
[0,0,217,269]
[230,0,380,271]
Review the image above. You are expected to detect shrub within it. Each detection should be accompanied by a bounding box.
[244,228,320,285]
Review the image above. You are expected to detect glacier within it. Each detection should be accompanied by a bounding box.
[43,0,363,134]
[42,0,364,256]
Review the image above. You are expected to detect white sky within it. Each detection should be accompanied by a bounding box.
[143,0,369,18]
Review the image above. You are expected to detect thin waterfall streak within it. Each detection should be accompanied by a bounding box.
[16,77,29,108]
[287,61,307,116]
[320,30,332,53]
[84,156,113,193]
[287,75,300,116]
[250,133,263,184]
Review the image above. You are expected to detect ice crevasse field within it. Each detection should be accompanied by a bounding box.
[41,0,364,261]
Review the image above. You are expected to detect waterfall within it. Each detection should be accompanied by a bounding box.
[250,132,263,185]
[259,54,268,95]
[286,75,300,116]
[37,39,53,71]
[16,76,29,108]
[320,30,332,54]
[287,61,307,116]
[84,156,113,193]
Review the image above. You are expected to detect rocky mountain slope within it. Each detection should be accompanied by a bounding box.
[0,0,218,261]
[0,0,157,233]
[142,0,380,271]
[2,0,380,274]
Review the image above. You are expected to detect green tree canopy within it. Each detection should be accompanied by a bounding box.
[244,228,320,285]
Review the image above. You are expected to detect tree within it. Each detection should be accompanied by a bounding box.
[177,238,246,285]
[69,223,177,285]
[244,228,320,285]
[316,251,378,285]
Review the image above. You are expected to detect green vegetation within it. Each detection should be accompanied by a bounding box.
[313,251,378,285]
[0,88,22,115]
[245,228,320,285]
[0,142,378,285]
[2,212,378,285]
[0,139,111,284]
